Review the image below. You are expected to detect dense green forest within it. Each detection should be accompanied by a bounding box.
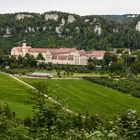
[0,11,140,53]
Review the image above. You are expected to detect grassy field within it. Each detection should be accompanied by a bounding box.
[20,78,140,118]
[0,73,33,117]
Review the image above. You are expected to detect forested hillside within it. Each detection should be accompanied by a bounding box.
[0,11,140,53]
[102,14,139,23]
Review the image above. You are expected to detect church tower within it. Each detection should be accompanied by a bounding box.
[22,41,28,56]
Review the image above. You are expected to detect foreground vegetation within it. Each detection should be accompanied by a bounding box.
[0,91,140,140]
[20,78,140,118]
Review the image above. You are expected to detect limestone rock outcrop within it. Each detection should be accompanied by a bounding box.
[68,15,76,23]
[15,14,33,20]
[45,14,59,21]
[136,21,140,31]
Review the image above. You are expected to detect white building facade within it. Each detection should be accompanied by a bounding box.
[11,43,105,65]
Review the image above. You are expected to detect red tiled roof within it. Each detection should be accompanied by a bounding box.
[13,46,105,59]
[14,47,22,53]
[28,48,49,53]
[14,46,31,53]
[86,51,105,57]
[14,47,77,55]
[92,51,105,57]
[49,48,77,55]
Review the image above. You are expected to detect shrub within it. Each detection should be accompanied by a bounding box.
[84,77,140,98]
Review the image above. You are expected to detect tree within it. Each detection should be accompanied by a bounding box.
[0,104,28,139]
[114,109,140,139]
[28,82,59,139]
[103,51,112,65]
[36,53,45,61]
[109,61,123,73]
[87,62,95,70]
[22,54,37,67]
[111,53,118,62]
[116,48,125,54]
[0,51,4,65]
[131,61,140,74]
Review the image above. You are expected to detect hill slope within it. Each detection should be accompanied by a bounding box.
[102,14,139,23]
[1,11,140,53]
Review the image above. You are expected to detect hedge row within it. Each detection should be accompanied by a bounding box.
[84,77,140,98]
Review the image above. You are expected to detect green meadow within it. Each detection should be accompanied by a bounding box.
[0,72,140,118]
[21,78,140,118]
[0,73,33,117]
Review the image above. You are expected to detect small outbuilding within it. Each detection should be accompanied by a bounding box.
[28,72,53,78]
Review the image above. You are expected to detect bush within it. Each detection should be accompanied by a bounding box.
[84,77,140,98]
[114,109,140,139]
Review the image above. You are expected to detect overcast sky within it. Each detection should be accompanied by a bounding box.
[0,0,140,15]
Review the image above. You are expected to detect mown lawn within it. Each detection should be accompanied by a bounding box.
[0,73,33,117]
[20,78,140,118]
